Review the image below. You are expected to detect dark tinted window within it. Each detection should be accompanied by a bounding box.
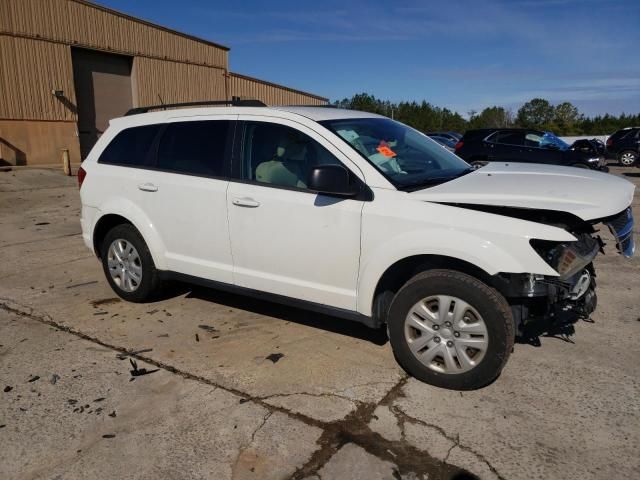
[157,121,230,177]
[241,122,341,189]
[495,131,525,146]
[99,125,161,167]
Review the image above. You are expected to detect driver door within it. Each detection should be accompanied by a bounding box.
[226,117,365,310]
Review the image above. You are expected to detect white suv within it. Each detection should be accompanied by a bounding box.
[79,101,635,390]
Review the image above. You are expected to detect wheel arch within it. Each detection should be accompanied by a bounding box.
[91,202,168,270]
[367,254,495,327]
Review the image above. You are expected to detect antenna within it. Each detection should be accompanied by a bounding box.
[157,94,166,110]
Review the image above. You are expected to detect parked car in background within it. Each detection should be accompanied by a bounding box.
[426,131,462,143]
[606,127,640,166]
[427,134,456,152]
[79,102,634,390]
[455,128,608,171]
[570,138,606,157]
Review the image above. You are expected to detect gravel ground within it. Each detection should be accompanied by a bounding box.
[1,164,638,480]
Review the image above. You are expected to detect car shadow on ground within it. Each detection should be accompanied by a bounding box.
[165,282,390,346]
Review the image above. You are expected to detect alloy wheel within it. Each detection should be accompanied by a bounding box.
[620,152,637,166]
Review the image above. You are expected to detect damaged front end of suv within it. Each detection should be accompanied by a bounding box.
[495,207,635,336]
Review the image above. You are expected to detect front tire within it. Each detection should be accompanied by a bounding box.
[387,269,514,390]
[100,224,162,302]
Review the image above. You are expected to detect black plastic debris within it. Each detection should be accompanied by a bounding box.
[198,324,218,333]
[93,397,106,403]
[50,374,60,385]
[35,222,50,226]
[265,353,284,364]
[108,411,117,418]
[3,386,12,393]
[27,376,40,383]
[129,359,159,377]
[102,434,116,439]
[195,333,200,342]
[117,348,152,360]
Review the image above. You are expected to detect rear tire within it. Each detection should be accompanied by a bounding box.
[619,151,638,167]
[387,269,514,390]
[100,224,162,302]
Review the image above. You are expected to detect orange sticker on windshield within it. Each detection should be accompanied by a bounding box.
[376,145,397,157]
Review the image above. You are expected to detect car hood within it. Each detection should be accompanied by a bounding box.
[410,162,634,221]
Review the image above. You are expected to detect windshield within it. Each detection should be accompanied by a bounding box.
[541,132,570,150]
[320,117,471,190]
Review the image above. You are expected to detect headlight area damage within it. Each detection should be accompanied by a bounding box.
[466,205,635,339]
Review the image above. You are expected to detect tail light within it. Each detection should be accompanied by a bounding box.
[454,141,464,151]
[606,138,612,146]
[77,166,87,189]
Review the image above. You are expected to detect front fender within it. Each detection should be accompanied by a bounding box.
[92,198,168,270]
[356,227,570,317]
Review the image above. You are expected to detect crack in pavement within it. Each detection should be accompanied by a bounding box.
[0,298,476,480]
[391,405,506,480]
[231,410,274,478]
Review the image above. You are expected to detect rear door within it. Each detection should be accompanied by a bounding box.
[489,131,527,162]
[133,116,236,282]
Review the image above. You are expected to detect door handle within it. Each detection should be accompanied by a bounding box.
[232,197,260,208]
[138,183,158,192]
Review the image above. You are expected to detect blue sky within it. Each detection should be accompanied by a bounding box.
[98,0,640,117]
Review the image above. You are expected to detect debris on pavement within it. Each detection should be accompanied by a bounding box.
[27,375,40,383]
[50,374,60,385]
[4,386,13,393]
[102,434,116,439]
[198,324,218,333]
[266,353,284,363]
[129,359,159,377]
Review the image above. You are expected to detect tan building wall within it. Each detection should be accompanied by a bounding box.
[230,73,327,106]
[0,0,328,166]
[133,57,227,107]
[0,0,229,69]
[0,120,80,166]
[0,35,77,122]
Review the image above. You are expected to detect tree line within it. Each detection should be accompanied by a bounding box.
[333,93,639,136]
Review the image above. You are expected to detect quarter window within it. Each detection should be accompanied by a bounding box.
[241,122,341,189]
[157,120,230,177]
[98,124,161,167]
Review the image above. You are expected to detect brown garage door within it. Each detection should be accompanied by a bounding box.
[72,48,133,159]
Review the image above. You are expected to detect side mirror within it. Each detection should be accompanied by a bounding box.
[308,164,360,197]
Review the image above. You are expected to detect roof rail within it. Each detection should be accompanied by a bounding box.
[125,99,267,116]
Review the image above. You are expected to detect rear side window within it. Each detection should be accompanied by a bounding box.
[494,131,525,146]
[157,120,230,177]
[98,125,161,167]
